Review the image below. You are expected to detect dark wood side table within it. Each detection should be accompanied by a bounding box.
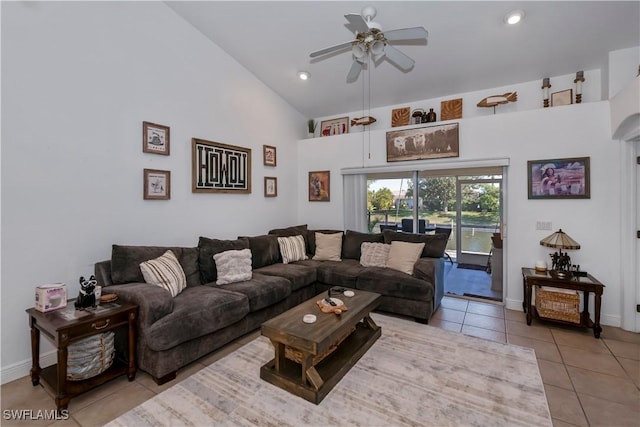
[521,267,605,338]
[26,301,137,412]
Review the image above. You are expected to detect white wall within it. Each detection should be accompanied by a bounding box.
[1,2,304,382]
[609,46,640,99]
[298,100,621,327]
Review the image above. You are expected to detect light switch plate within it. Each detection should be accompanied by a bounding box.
[536,221,552,231]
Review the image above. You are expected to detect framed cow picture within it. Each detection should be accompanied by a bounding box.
[386,123,459,162]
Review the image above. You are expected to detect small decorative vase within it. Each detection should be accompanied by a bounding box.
[425,108,437,123]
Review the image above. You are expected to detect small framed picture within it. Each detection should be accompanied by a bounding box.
[319,117,349,137]
[143,169,170,200]
[143,121,170,155]
[551,89,573,106]
[527,157,590,199]
[264,177,277,197]
[308,170,330,202]
[263,145,277,166]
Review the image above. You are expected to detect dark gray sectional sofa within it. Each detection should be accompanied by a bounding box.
[94,225,446,384]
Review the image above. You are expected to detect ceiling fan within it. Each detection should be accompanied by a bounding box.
[310,6,428,81]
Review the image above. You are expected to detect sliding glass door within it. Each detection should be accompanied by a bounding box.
[368,168,502,266]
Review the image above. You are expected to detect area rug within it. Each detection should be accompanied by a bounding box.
[106,314,552,427]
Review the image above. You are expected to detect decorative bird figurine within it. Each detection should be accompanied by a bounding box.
[350,116,377,126]
[477,92,518,108]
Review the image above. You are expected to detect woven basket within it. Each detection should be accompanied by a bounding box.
[285,327,355,366]
[535,286,580,324]
[67,331,115,381]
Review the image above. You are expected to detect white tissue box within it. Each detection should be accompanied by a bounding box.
[35,284,67,312]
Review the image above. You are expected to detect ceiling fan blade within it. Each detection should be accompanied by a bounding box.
[310,41,354,58]
[384,27,428,41]
[346,59,363,81]
[383,45,415,70]
[344,13,370,33]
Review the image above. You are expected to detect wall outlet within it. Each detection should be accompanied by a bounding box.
[536,221,553,231]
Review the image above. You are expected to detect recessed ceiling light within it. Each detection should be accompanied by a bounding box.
[298,71,310,80]
[504,10,525,25]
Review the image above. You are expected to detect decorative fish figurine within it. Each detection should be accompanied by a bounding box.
[350,116,377,126]
[477,92,518,108]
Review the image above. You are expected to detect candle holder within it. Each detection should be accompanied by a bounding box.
[574,71,585,104]
[542,78,551,108]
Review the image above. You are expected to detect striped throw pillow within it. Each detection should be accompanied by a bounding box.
[139,250,186,297]
[277,235,308,264]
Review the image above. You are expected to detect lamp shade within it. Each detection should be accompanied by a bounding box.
[540,229,580,250]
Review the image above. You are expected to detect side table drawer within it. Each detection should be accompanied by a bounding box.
[67,310,131,341]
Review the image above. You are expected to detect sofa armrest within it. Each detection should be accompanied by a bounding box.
[414,257,445,311]
[413,257,436,283]
[104,283,174,330]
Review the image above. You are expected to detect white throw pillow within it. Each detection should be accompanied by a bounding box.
[213,249,253,285]
[386,241,425,275]
[360,242,391,267]
[139,250,187,297]
[313,232,343,261]
[277,235,308,264]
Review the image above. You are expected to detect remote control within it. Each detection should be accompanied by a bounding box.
[324,298,337,306]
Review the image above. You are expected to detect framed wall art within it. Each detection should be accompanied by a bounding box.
[263,145,277,166]
[264,176,277,197]
[143,121,170,155]
[319,117,349,137]
[308,170,330,202]
[527,157,590,199]
[143,169,170,200]
[551,89,573,106]
[386,122,459,162]
[192,138,251,193]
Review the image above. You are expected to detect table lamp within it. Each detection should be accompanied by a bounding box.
[540,229,580,279]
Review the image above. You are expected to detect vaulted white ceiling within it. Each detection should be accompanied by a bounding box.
[166,1,640,118]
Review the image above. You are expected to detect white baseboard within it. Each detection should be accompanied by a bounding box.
[1,351,56,385]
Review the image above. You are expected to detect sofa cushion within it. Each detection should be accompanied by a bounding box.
[198,237,249,284]
[382,230,448,258]
[255,263,317,291]
[145,286,249,351]
[111,245,201,287]
[239,234,280,268]
[312,232,343,261]
[267,224,309,254]
[307,229,344,255]
[139,250,187,297]
[360,242,391,267]
[342,230,384,260]
[216,273,291,312]
[356,267,434,302]
[386,241,425,275]
[213,249,252,285]
[315,259,364,288]
[277,235,308,264]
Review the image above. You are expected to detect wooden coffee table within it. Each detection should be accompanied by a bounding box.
[260,289,381,404]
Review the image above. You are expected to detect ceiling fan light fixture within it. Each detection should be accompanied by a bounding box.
[352,44,366,59]
[370,40,385,56]
[504,10,525,25]
[298,71,311,81]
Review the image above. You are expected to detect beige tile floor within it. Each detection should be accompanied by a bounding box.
[2,296,639,427]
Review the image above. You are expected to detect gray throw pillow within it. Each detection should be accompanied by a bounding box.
[198,237,250,284]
